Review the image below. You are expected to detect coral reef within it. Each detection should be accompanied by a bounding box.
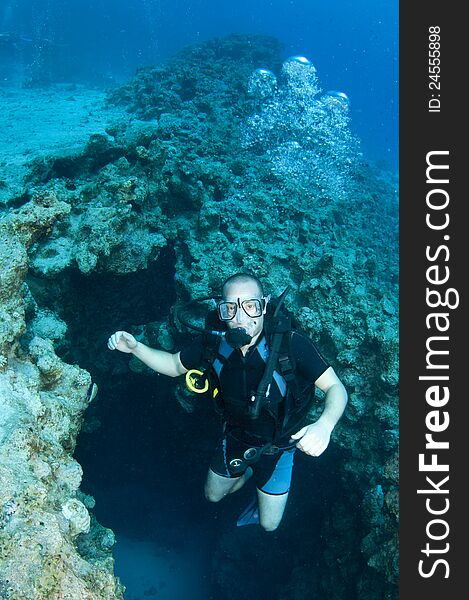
[0,199,124,597]
[1,34,398,598]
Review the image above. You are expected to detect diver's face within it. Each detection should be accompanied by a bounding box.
[222,281,266,340]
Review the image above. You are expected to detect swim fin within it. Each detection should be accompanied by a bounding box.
[236,496,259,527]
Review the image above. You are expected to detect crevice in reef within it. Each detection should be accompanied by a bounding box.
[25,245,176,381]
[73,369,355,600]
[23,250,368,598]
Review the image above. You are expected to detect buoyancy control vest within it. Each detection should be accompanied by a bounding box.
[199,300,316,445]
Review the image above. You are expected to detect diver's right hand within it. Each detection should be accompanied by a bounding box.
[107,331,138,353]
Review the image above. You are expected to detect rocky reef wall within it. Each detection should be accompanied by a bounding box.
[1,34,398,598]
[0,197,124,598]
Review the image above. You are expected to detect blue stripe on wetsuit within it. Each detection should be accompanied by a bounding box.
[222,437,230,476]
[259,447,296,495]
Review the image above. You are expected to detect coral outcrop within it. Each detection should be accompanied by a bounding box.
[0,199,124,597]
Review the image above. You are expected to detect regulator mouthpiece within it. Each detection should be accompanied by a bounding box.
[225,327,252,349]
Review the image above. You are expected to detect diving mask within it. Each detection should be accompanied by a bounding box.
[217,297,266,321]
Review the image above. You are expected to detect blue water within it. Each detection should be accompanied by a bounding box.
[2,0,398,168]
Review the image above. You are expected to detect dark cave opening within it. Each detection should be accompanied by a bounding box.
[26,245,177,388]
[74,373,350,600]
[26,252,359,599]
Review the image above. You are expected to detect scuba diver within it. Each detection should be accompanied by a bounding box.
[107,273,348,531]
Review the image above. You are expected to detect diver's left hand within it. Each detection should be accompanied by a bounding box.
[289,419,334,457]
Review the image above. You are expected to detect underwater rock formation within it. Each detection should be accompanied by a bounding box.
[1,34,398,598]
[0,198,124,597]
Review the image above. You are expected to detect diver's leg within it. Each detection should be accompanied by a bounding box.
[205,433,254,502]
[230,466,253,492]
[257,489,289,531]
[256,447,296,531]
[204,467,252,502]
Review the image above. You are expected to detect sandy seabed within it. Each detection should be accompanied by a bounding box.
[0,82,128,204]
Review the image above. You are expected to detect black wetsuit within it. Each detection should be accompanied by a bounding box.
[180,329,330,446]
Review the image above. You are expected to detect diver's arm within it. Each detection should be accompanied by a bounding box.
[132,343,188,377]
[290,366,347,456]
[314,366,348,431]
[107,331,187,377]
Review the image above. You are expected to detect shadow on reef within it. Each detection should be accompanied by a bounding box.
[24,244,177,386]
[74,371,360,600]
